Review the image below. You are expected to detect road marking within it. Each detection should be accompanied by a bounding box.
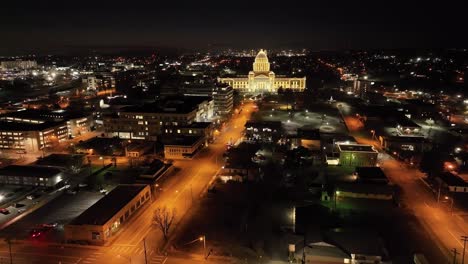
[447,229,464,247]
[0,250,81,260]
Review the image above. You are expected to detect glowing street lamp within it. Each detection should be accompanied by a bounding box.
[199,235,206,258]
[334,191,340,210]
[444,196,454,215]
[99,156,104,167]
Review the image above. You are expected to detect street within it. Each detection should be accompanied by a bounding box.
[339,101,468,262]
[0,101,256,264]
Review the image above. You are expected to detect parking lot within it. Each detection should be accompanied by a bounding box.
[0,190,103,242]
[252,102,348,135]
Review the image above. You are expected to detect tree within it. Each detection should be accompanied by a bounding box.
[153,206,176,241]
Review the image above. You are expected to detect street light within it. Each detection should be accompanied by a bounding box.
[199,235,206,258]
[99,156,104,167]
[334,191,340,210]
[444,196,454,215]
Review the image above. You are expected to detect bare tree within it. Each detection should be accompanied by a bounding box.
[153,206,176,241]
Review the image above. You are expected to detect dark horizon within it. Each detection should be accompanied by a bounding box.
[1,0,468,56]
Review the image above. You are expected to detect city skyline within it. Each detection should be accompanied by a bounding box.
[1,0,468,55]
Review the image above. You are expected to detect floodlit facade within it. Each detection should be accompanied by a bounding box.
[218,49,306,93]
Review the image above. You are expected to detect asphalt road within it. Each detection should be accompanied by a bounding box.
[0,101,256,264]
[338,101,468,263]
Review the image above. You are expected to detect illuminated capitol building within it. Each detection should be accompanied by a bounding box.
[218,49,306,93]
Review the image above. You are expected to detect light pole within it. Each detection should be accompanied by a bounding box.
[445,196,454,215]
[4,238,12,264]
[99,156,104,167]
[334,191,340,210]
[461,235,468,264]
[199,235,206,258]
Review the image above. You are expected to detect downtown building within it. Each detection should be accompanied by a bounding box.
[0,109,94,152]
[0,60,37,70]
[212,84,234,116]
[0,121,68,152]
[103,95,214,141]
[181,78,234,117]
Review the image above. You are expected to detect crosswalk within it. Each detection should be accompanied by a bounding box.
[77,246,167,264]
[79,252,103,264]
[150,254,167,264]
[109,245,145,255]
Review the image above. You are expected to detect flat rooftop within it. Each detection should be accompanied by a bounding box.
[355,167,388,183]
[121,96,212,114]
[439,172,468,187]
[337,144,377,153]
[337,183,394,195]
[0,120,65,131]
[69,184,148,226]
[163,135,204,146]
[0,165,62,178]
[0,109,89,121]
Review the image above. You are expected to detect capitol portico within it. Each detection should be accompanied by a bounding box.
[218,49,306,93]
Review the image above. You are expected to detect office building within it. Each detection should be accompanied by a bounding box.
[212,84,234,116]
[0,60,37,70]
[0,121,68,152]
[104,96,214,140]
[0,165,66,187]
[65,184,151,245]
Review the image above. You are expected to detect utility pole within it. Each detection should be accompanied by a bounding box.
[437,181,441,203]
[4,238,12,264]
[461,236,468,264]
[452,248,460,264]
[143,238,148,264]
[190,184,193,204]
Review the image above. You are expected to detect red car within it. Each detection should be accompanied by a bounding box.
[0,208,10,215]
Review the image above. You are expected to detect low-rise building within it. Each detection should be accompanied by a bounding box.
[222,143,260,181]
[436,172,468,193]
[65,184,151,245]
[163,135,205,160]
[336,144,378,167]
[0,121,68,152]
[124,141,154,158]
[163,122,213,143]
[138,159,173,183]
[0,165,65,187]
[354,167,389,185]
[0,109,94,138]
[336,183,394,200]
[293,128,321,150]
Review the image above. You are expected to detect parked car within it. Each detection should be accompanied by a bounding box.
[0,208,10,215]
[40,223,58,229]
[26,193,40,200]
[66,190,77,195]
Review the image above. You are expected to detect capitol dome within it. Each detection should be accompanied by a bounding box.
[255,49,268,61]
[253,49,270,72]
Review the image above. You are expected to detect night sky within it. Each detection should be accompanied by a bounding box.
[1,0,467,55]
